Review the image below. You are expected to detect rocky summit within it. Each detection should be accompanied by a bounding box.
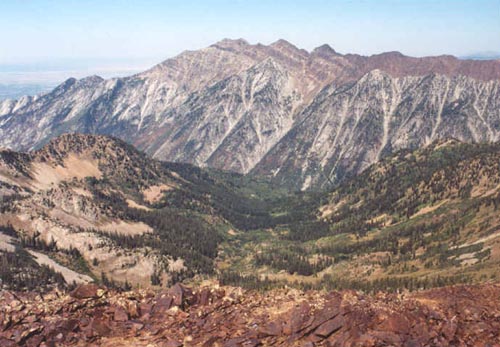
[2,39,500,189]
[1,282,499,347]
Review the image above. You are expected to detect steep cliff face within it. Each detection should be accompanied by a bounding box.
[253,71,500,189]
[146,58,303,173]
[2,39,500,189]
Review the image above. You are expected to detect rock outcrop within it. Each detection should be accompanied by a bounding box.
[0,283,499,346]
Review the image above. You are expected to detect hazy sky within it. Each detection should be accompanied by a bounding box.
[1,0,499,68]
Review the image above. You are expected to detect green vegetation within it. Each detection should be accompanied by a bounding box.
[217,140,500,291]
[0,227,67,291]
[5,137,500,293]
[83,157,325,282]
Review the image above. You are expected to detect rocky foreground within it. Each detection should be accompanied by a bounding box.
[1,283,499,347]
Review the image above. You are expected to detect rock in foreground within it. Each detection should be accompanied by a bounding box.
[0,283,499,346]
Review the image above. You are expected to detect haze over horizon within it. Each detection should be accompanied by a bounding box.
[0,0,499,93]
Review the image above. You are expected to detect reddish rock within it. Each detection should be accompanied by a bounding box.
[69,284,103,299]
[356,333,378,346]
[198,288,211,306]
[259,321,282,337]
[283,302,311,335]
[0,313,11,331]
[161,340,183,347]
[168,283,195,307]
[0,337,16,347]
[242,338,261,347]
[369,330,403,345]
[411,322,432,343]
[442,320,458,340]
[306,305,342,334]
[315,315,343,338]
[58,318,79,332]
[377,313,411,334]
[224,337,246,347]
[153,296,173,315]
[140,302,153,317]
[89,318,111,336]
[127,301,140,318]
[169,284,185,307]
[21,315,38,324]
[114,306,129,322]
[1,283,500,347]
[404,339,423,347]
[201,336,219,347]
[16,325,44,345]
[25,333,44,347]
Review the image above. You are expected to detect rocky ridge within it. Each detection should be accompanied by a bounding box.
[0,134,221,288]
[2,40,500,189]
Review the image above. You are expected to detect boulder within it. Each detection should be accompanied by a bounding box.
[168,283,194,307]
[70,284,104,299]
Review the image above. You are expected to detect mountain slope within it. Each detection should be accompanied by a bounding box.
[2,39,500,189]
[0,134,299,290]
[221,140,500,291]
[144,58,303,173]
[3,134,500,293]
[253,71,500,189]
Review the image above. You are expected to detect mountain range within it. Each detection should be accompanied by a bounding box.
[2,39,500,190]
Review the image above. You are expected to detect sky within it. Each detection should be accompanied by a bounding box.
[0,0,499,83]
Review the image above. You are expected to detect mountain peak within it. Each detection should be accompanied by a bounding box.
[312,44,338,56]
[35,133,132,161]
[79,75,104,83]
[213,38,250,49]
[4,38,500,191]
[269,39,309,61]
[372,51,407,59]
[32,133,160,184]
[44,132,118,147]
[270,39,302,53]
[53,77,78,92]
